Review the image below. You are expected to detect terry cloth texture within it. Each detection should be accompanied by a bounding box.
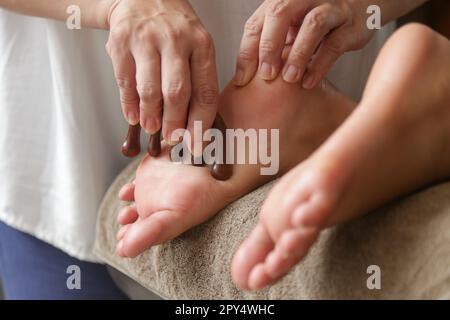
[95,158,450,299]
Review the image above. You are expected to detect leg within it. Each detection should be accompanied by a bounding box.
[0,221,128,299]
[233,24,450,290]
[116,75,355,258]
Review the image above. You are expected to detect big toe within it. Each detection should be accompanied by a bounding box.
[120,209,202,258]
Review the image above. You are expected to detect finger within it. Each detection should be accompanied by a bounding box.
[161,47,191,144]
[285,26,299,46]
[283,4,347,83]
[231,223,274,290]
[281,44,292,62]
[187,33,219,154]
[117,205,139,225]
[258,0,293,80]
[134,47,163,134]
[118,182,135,201]
[121,209,192,258]
[107,44,140,125]
[302,33,346,89]
[233,5,265,86]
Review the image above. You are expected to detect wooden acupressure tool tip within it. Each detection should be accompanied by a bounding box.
[211,162,233,181]
[210,115,233,181]
[121,124,141,157]
[140,115,233,181]
[147,130,162,157]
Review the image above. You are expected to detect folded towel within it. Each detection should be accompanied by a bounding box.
[95,158,450,299]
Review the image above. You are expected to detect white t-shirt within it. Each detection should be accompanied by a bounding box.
[0,1,394,262]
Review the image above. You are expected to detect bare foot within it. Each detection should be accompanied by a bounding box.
[232,24,450,290]
[116,76,354,258]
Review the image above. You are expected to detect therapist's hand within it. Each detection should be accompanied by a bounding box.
[106,0,219,143]
[233,0,377,89]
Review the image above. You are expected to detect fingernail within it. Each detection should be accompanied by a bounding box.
[163,128,170,143]
[146,118,160,134]
[260,62,274,80]
[283,65,300,83]
[141,117,149,133]
[164,129,177,146]
[233,68,246,86]
[302,73,315,89]
[149,118,157,134]
[128,111,139,125]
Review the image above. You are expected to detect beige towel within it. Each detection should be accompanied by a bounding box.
[95,158,450,299]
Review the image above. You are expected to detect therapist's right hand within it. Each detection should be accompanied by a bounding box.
[106,0,219,143]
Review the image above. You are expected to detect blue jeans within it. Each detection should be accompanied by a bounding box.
[0,221,128,300]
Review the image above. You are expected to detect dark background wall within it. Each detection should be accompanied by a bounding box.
[399,0,450,38]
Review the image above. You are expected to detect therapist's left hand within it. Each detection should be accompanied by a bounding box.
[233,0,376,89]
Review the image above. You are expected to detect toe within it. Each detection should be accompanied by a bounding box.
[231,223,274,290]
[121,209,193,258]
[116,224,131,241]
[278,227,318,254]
[117,205,139,225]
[265,227,319,281]
[116,239,125,257]
[248,263,273,290]
[119,182,135,201]
[259,168,313,238]
[291,192,331,228]
[264,250,287,279]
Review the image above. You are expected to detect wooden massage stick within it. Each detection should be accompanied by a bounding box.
[121,115,233,181]
[121,124,141,157]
